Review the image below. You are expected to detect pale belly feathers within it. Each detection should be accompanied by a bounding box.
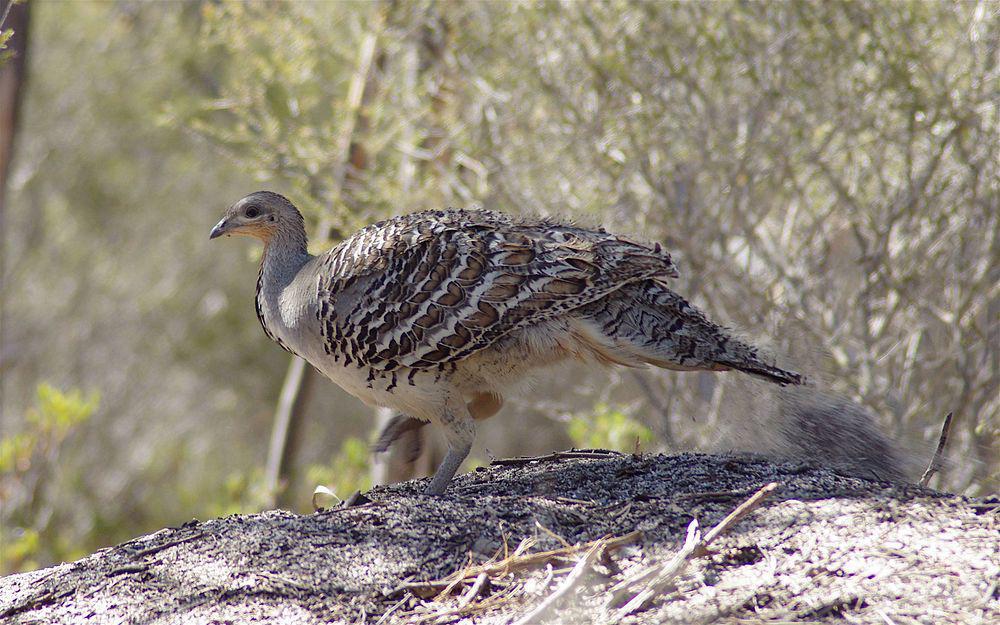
[262,275,617,424]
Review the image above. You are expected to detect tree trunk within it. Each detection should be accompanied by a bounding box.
[0,0,30,224]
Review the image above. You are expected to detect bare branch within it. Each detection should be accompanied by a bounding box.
[919,412,955,488]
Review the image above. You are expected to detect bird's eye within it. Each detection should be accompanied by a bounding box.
[245,206,260,218]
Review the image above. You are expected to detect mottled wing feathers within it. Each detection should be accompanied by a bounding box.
[581,279,804,386]
[312,209,676,372]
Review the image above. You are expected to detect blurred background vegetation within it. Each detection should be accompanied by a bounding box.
[1,0,996,574]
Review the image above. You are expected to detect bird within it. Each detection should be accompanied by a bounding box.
[211,191,804,495]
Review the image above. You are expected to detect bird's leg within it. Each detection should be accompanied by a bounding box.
[372,413,426,456]
[424,403,475,496]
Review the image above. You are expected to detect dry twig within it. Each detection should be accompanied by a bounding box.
[490,450,623,466]
[456,573,489,610]
[695,482,780,556]
[128,532,205,559]
[409,583,520,624]
[510,541,605,625]
[609,519,701,619]
[400,531,642,598]
[534,520,572,548]
[606,482,780,619]
[374,596,408,625]
[919,412,954,488]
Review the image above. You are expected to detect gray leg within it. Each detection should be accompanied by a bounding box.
[424,406,475,496]
[372,413,425,456]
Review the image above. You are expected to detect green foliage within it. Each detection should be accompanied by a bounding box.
[166,1,494,239]
[29,383,98,433]
[2,528,40,571]
[1,384,98,574]
[567,403,654,453]
[5,0,276,572]
[0,0,20,66]
[162,1,385,233]
[202,467,273,518]
[0,29,12,66]
[1,383,98,474]
[0,432,33,475]
[305,437,372,500]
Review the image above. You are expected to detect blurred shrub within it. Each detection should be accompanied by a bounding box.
[199,468,272,518]
[0,383,98,473]
[567,403,654,453]
[0,28,13,66]
[305,437,372,501]
[4,1,281,571]
[1,384,98,574]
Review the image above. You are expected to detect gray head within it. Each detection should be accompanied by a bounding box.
[209,191,306,248]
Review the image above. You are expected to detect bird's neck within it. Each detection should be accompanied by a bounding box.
[256,231,314,355]
[259,228,312,295]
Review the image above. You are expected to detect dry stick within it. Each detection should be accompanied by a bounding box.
[611,520,701,619]
[456,573,489,610]
[401,531,642,596]
[607,482,780,617]
[490,450,624,466]
[264,357,313,508]
[407,536,636,623]
[535,520,573,549]
[919,412,955,488]
[374,597,408,625]
[510,541,605,625]
[129,532,205,559]
[0,0,14,31]
[695,482,779,556]
[412,583,519,624]
[405,538,533,599]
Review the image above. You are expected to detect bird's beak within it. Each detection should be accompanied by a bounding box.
[209,217,229,240]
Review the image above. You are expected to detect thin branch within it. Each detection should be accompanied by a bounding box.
[374,596,408,625]
[490,450,623,466]
[919,412,955,488]
[456,573,489,610]
[607,482,780,618]
[400,531,642,597]
[263,356,314,508]
[511,541,604,625]
[695,481,779,554]
[609,519,701,620]
[0,0,16,31]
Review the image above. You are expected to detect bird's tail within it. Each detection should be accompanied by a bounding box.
[580,279,805,386]
[714,354,804,386]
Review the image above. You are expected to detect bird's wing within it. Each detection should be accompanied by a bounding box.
[314,209,678,372]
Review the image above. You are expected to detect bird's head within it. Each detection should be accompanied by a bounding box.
[210,191,305,245]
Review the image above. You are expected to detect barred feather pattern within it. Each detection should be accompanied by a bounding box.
[311,209,680,375]
[579,280,803,385]
[221,191,805,494]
